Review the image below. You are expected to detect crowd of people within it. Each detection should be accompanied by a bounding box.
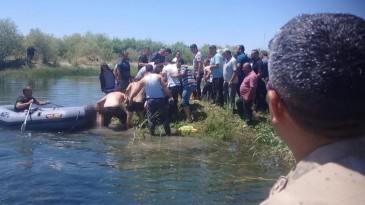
[97,44,270,133]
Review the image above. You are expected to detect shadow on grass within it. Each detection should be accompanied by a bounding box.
[190,102,208,121]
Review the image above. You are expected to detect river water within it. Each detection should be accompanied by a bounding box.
[0,76,286,204]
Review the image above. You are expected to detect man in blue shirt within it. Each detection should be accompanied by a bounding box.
[235,45,250,96]
[117,51,131,92]
[138,47,150,71]
[149,47,172,64]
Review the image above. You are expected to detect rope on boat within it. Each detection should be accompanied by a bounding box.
[59,110,80,135]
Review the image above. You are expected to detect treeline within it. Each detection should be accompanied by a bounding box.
[0,18,222,68]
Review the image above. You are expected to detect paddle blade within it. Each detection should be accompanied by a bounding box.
[21,123,26,132]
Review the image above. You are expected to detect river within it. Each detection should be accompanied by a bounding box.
[0,76,286,204]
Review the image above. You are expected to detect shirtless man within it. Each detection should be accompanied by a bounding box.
[125,81,145,129]
[96,91,127,128]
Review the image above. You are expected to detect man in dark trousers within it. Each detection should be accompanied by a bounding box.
[129,64,173,136]
[26,46,36,65]
[117,51,130,92]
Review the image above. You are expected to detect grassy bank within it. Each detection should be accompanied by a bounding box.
[190,100,294,164]
[0,63,139,79]
[0,67,99,78]
[132,99,294,165]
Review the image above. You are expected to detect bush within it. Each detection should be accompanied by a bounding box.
[0,19,23,61]
[25,28,59,65]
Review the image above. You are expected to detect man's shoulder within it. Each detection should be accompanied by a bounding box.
[139,55,147,59]
[229,57,237,65]
[16,95,25,101]
[214,53,223,58]
[248,71,257,78]
[16,95,34,103]
[262,161,365,205]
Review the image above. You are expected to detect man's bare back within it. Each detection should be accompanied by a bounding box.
[98,91,126,108]
[126,81,145,103]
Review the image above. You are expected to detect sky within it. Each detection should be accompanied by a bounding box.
[1,0,365,52]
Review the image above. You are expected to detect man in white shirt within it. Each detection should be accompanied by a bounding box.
[222,49,238,109]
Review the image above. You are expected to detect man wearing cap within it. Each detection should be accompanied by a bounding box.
[205,45,224,106]
[260,13,365,204]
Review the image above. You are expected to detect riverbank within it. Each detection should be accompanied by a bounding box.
[138,99,294,165]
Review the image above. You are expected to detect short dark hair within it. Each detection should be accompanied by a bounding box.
[238,45,245,53]
[223,50,232,56]
[190,44,197,49]
[251,49,259,55]
[146,64,153,72]
[177,58,184,64]
[144,47,150,51]
[209,45,216,50]
[261,50,268,57]
[165,48,172,54]
[23,86,32,94]
[269,13,365,138]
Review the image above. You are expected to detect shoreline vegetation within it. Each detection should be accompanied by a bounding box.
[0,66,294,165]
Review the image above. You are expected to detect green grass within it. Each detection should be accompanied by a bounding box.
[0,63,139,79]
[248,114,294,164]
[127,99,294,165]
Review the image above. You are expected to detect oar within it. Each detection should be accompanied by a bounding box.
[21,102,33,133]
[50,102,63,107]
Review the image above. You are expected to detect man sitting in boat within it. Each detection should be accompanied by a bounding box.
[14,86,50,112]
[96,91,127,128]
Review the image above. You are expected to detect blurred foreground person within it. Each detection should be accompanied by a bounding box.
[260,13,365,205]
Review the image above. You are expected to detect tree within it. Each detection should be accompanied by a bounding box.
[0,19,23,61]
[62,33,84,64]
[25,28,59,65]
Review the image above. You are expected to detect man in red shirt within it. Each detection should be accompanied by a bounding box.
[235,63,257,126]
